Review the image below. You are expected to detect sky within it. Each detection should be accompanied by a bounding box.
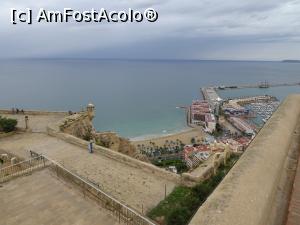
[1,0,300,60]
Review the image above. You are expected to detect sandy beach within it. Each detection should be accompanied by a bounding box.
[131,127,206,148]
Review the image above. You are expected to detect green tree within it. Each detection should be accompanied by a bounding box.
[190,137,196,144]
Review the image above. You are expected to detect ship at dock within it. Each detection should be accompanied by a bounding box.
[259,81,270,88]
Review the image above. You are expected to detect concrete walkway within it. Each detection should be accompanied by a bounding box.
[0,170,121,225]
[0,132,175,213]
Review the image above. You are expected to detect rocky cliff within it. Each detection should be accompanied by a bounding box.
[59,110,148,162]
[94,132,149,162]
[59,112,94,141]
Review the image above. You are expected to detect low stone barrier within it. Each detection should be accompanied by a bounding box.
[182,153,225,184]
[46,156,157,225]
[0,131,16,138]
[47,123,182,184]
[0,109,68,116]
[47,117,233,186]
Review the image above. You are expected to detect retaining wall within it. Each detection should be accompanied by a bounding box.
[47,122,182,184]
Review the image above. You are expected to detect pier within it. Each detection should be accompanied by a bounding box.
[201,80,299,107]
[201,87,223,112]
[176,106,194,127]
[201,87,222,101]
[216,81,300,90]
[228,95,278,105]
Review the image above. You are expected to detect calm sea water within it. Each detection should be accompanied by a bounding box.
[0,59,300,138]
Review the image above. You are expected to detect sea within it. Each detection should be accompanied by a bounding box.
[0,59,300,138]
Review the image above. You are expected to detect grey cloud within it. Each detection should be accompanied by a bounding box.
[1,0,300,60]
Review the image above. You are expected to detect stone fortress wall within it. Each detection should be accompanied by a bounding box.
[188,94,300,225]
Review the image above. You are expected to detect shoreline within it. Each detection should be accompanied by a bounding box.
[131,127,206,148]
[129,127,194,142]
[130,107,194,143]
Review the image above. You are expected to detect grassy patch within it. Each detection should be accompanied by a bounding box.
[148,154,240,225]
[148,186,191,219]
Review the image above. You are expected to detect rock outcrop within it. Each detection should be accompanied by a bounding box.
[59,112,94,141]
[94,132,149,162]
[59,103,147,162]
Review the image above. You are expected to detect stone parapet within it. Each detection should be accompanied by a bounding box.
[47,122,182,185]
[0,109,68,116]
[188,95,300,225]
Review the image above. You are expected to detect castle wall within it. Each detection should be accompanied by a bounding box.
[188,95,300,225]
[47,122,182,184]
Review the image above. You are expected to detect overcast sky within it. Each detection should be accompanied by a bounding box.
[1,0,300,60]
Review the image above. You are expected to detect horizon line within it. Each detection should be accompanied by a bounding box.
[0,57,291,63]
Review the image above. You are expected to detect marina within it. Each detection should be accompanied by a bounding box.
[245,101,280,123]
[192,82,284,138]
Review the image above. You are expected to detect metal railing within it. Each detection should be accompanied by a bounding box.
[0,155,47,183]
[44,155,156,225]
[0,151,157,225]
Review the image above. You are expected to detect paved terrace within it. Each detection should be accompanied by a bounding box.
[0,111,67,133]
[0,169,121,225]
[0,112,176,213]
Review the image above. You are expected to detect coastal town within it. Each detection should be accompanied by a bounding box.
[136,84,282,173]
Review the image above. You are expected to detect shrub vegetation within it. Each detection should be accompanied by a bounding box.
[153,159,189,174]
[148,154,240,225]
[0,116,17,133]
